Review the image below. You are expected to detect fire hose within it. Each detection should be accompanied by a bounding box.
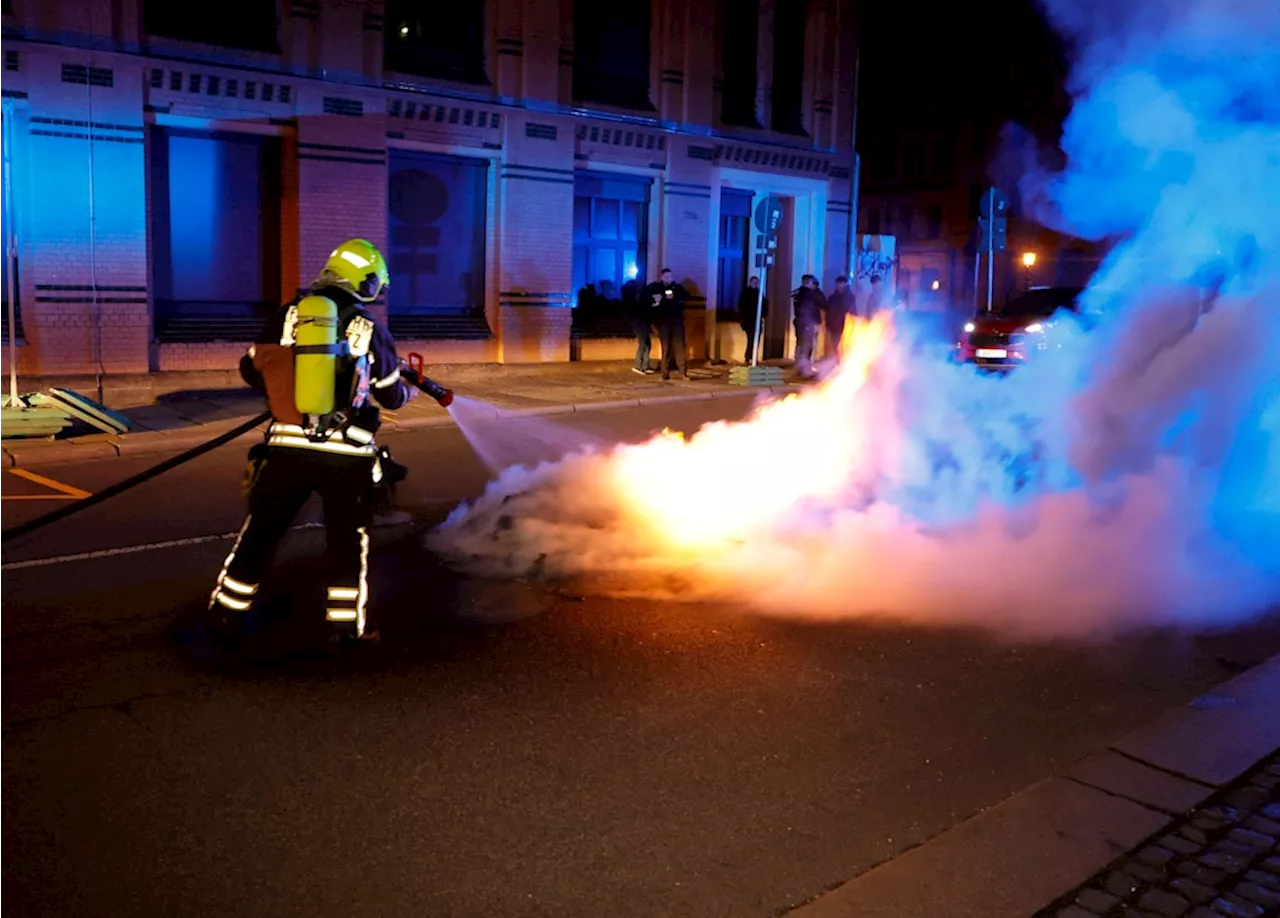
[1,356,454,543]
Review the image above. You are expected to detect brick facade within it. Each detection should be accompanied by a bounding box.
[1,0,858,387]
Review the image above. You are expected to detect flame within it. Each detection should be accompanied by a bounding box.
[611,312,896,552]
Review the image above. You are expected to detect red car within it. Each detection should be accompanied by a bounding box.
[955,286,1086,370]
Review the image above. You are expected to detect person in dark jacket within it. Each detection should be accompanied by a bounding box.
[824,275,856,359]
[792,274,827,378]
[644,268,690,380]
[737,275,769,364]
[623,278,654,374]
[210,239,417,644]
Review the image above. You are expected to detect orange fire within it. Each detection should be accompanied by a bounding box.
[611,311,896,552]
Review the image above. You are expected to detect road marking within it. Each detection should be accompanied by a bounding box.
[1,518,413,571]
[4,468,93,500]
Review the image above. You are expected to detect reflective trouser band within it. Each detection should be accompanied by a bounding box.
[209,517,255,613]
[266,434,376,457]
[214,590,252,611]
[323,528,369,635]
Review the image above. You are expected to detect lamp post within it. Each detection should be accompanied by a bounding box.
[1021,251,1037,291]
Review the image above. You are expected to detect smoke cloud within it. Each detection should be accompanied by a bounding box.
[429,0,1280,639]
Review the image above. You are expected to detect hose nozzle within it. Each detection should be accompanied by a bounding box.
[422,379,454,408]
[402,353,454,408]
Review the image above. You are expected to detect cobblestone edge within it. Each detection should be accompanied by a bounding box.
[1038,753,1280,918]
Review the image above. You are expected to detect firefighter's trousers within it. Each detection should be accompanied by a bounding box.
[210,445,376,636]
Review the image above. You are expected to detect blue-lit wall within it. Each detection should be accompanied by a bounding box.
[0,0,857,382]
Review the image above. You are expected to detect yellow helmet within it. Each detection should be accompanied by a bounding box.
[322,239,390,302]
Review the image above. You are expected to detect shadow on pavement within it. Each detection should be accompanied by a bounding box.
[169,523,556,679]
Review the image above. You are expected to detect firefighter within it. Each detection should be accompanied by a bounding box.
[208,239,416,644]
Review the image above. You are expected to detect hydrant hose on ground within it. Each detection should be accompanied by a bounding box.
[1,361,456,543]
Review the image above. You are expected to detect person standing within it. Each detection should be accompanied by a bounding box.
[737,275,768,364]
[791,274,827,378]
[624,278,654,375]
[824,275,855,358]
[209,239,417,645]
[645,268,690,380]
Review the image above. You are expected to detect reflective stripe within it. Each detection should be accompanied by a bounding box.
[266,435,376,457]
[266,422,376,451]
[325,527,370,637]
[372,368,400,389]
[222,576,258,596]
[214,590,252,612]
[208,516,253,613]
[269,423,344,440]
[356,526,370,637]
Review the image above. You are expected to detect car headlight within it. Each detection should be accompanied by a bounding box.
[1025,323,1044,333]
[963,322,975,333]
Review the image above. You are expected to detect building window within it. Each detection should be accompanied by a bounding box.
[900,140,919,183]
[926,205,943,240]
[866,138,896,186]
[387,150,488,327]
[1,105,22,344]
[149,129,282,343]
[929,137,953,181]
[770,0,807,135]
[863,206,881,235]
[385,0,488,85]
[572,172,650,310]
[574,0,653,111]
[717,188,752,318]
[143,0,278,53]
[721,0,760,127]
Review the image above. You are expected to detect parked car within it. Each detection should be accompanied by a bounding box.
[955,286,1088,369]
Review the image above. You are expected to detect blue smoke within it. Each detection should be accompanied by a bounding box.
[1019,0,1280,578]
[431,0,1280,637]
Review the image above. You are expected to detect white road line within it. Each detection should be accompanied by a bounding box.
[2,518,413,571]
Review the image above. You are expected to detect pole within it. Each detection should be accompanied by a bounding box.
[751,263,767,367]
[846,3,861,279]
[972,249,980,316]
[985,189,995,313]
[3,101,19,406]
[1,411,271,543]
[86,75,105,403]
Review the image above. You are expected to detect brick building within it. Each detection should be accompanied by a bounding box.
[0,0,859,388]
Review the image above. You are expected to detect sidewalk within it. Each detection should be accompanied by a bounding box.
[1,360,796,468]
[791,654,1280,918]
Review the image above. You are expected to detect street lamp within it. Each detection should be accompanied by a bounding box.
[1021,251,1037,290]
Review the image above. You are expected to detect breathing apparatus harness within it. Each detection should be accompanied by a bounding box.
[279,288,378,443]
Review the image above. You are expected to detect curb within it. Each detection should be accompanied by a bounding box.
[1,387,779,469]
[786,653,1280,918]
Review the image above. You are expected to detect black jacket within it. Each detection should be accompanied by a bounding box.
[826,288,855,318]
[793,286,827,327]
[643,280,690,324]
[737,286,769,330]
[241,284,413,433]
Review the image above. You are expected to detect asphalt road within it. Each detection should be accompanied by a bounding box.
[4,400,1280,918]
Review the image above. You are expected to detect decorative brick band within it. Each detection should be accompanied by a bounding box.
[499,292,574,308]
[502,164,574,185]
[297,140,385,167]
[666,181,712,199]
